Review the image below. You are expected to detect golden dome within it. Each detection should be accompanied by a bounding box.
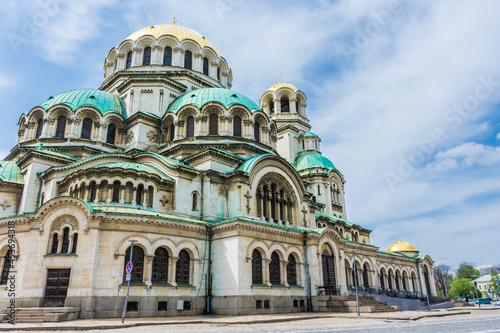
[387,235,418,253]
[125,24,220,56]
[268,82,298,92]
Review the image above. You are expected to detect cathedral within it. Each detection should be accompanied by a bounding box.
[0,23,436,318]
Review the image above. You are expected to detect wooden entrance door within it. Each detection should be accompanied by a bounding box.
[43,269,71,307]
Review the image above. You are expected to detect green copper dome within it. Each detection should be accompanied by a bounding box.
[39,89,127,117]
[89,162,173,181]
[298,131,318,139]
[0,160,24,184]
[166,88,262,114]
[294,152,336,172]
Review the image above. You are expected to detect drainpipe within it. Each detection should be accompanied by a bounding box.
[205,224,212,314]
[200,171,204,220]
[304,232,312,312]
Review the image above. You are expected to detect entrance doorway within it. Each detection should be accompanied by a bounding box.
[43,269,71,307]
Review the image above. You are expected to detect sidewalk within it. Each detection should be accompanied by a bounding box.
[0,308,480,331]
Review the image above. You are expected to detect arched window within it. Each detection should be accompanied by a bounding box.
[321,244,337,295]
[81,118,92,139]
[142,47,151,66]
[152,247,169,284]
[209,114,218,135]
[286,254,297,286]
[163,47,172,65]
[106,123,116,144]
[302,140,305,150]
[251,249,262,284]
[423,266,431,296]
[71,233,78,254]
[233,116,241,137]
[281,97,290,112]
[411,272,417,291]
[1,249,13,285]
[126,51,132,69]
[89,182,97,202]
[146,186,154,207]
[380,271,385,290]
[186,116,194,137]
[269,101,274,114]
[362,264,369,288]
[395,272,400,290]
[61,227,70,254]
[123,246,144,283]
[217,67,220,81]
[254,123,260,142]
[203,57,209,75]
[388,271,393,290]
[55,116,66,138]
[262,185,268,217]
[175,250,190,285]
[402,272,407,291]
[170,123,175,141]
[112,181,121,202]
[36,118,44,139]
[269,251,281,285]
[192,192,198,210]
[184,50,192,69]
[136,184,144,205]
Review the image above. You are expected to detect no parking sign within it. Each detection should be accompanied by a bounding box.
[125,261,133,281]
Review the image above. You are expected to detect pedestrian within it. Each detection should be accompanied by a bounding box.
[465,295,469,304]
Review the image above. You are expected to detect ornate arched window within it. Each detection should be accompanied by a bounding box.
[81,118,92,139]
[71,233,78,254]
[175,250,190,285]
[254,122,260,142]
[36,118,44,139]
[55,116,66,138]
[1,249,13,285]
[395,271,400,290]
[321,244,337,294]
[152,247,169,284]
[363,264,369,288]
[112,181,121,202]
[136,184,144,205]
[203,57,209,75]
[411,272,417,291]
[402,272,407,291]
[184,51,192,69]
[163,47,172,65]
[269,251,281,285]
[146,186,154,207]
[256,174,295,224]
[51,233,59,254]
[89,182,97,202]
[61,227,70,253]
[126,51,132,69]
[192,192,198,210]
[106,123,116,144]
[170,123,175,141]
[186,116,194,137]
[380,271,385,290]
[251,249,262,284]
[142,47,151,66]
[233,116,241,137]
[281,97,290,112]
[123,246,144,283]
[269,101,274,114]
[209,114,218,135]
[388,271,393,290]
[286,254,297,286]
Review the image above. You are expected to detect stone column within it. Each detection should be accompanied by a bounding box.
[175,120,185,140]
[172,47,182,67]
[290,97,297,113]
[132,47,142,66]
[263,259,271,286]
[193,52,202,72]
[170,257,178,286]
[281,260,288,285]
[116,53,125,71]
[151,45,162,65]
[274,98,281,113]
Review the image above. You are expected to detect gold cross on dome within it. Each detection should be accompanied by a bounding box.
[173,17,178,25]
[397,233,401,241]
[279,74,284,83]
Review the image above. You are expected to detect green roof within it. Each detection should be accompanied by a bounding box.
[294,152,335,172]
[315,211,353,226]
[235,154,275,174]
[298,131,318,139]
[0,160,24,184]
[39,89,127,117]
[90,162,173,181]
[166,88,262,114]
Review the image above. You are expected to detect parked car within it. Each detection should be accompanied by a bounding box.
[475,298,491,304]
[457,297,463,301]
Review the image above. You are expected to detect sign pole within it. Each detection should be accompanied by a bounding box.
[122,240,137,323]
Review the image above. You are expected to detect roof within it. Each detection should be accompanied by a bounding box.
[125,24,220,56]
[315,211,353,226]
[0,160,24,184]
[235,154,275,174]
[294,152,336,172]
[87,162,173,181]
[267,82,298,92]
[166,88,262,114]
[298,132,318,139]
[39,89,127,117]
[387,236,418,253]
[473,274,493,283]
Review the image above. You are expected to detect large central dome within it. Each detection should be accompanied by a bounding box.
[125,24,220,56]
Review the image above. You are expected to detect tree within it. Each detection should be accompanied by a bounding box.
[455,263,480,280]
[489,271,499,296]
[433,264,452,297]
[449,278,475,298]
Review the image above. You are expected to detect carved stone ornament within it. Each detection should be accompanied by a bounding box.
[147,130,158,143]
[160,195,169,206]
[0,200,11,210]
[51,215,79,231]
[126,131,134,143]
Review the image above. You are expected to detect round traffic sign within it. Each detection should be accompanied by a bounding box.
[126,261,133,274]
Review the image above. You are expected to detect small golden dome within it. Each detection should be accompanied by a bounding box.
[125,24,220,56]
[387,234,418,253]
[268,82,298,92]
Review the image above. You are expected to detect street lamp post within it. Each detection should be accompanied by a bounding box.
[121,239,138,323]
[352,250,360,317]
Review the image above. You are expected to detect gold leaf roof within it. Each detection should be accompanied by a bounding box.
[386,235,418,253]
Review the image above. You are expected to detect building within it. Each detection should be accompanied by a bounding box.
[0,23,437,318]
[473,274,497,297]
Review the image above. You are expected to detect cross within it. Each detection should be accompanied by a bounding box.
[301,206,308,223]
[0,200,11,210]
[279,74,284,83]
[160,195,169,206]
[173,17,178,25]
[397,233,401,241]
[244,191,252,213]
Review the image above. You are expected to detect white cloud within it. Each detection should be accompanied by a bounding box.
[497,133,500,140]
[430,142,500,170]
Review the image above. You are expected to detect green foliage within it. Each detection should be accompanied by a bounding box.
[456,263,480,280]
[449,278,475,298]
[490,271,499,296]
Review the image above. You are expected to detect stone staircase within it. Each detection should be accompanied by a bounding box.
[317,295,400,313]
[0,307,80,323]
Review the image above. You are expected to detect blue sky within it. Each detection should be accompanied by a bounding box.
[1,0,499,272]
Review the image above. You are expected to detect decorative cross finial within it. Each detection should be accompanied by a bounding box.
[173,17,178,25]
[397,233,401,241]
[279,74,284,83]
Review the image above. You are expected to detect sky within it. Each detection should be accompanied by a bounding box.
[1,0,499,272]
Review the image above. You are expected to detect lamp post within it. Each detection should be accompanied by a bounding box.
[352,250,360,317]
[435,264,448,298]
[121,239,138,323]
